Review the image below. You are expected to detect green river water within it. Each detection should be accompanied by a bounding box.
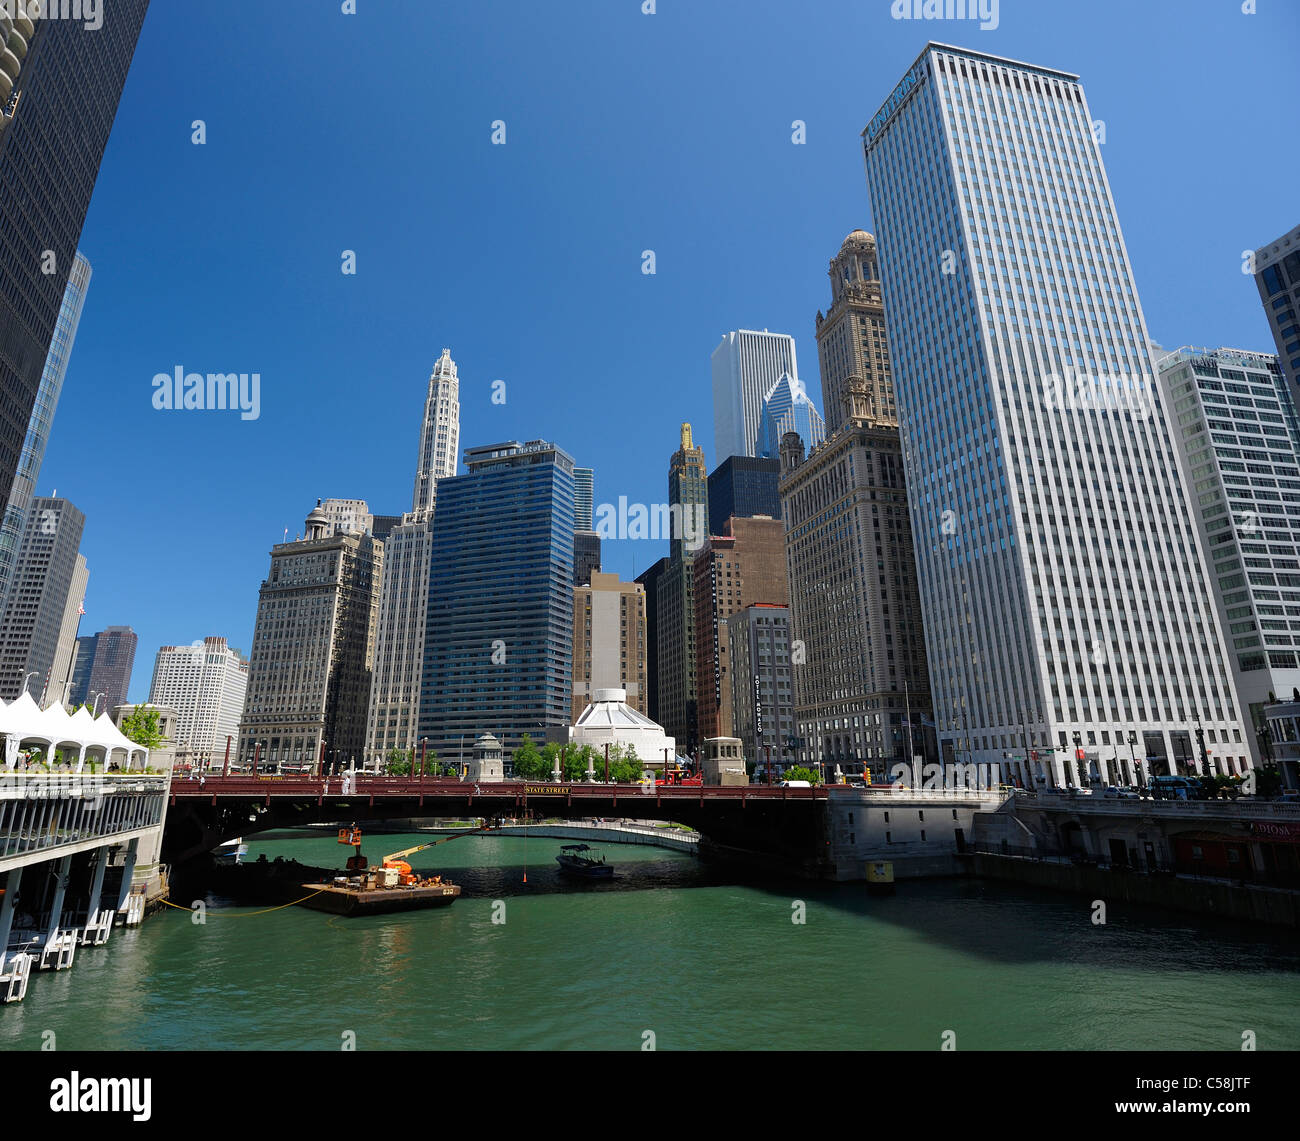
[2,831,1298,1051]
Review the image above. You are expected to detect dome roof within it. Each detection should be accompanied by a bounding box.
[843,229,873,246]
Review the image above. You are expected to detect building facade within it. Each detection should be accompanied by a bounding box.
[862,43,1247,784]
[571,571,647,722]
[708,455,782,530]
[780,373,933,777]
[635,555,670,723]
[573,530,601,587]
[149,637,249,766]
[655,424,709,755]
[815,230,899,436]
[726,604,795,777]
[692,515,788,745]
[365,348,462,768]
[315,498,373,537]
[757,373,826,459]
[419,440,575,757]
[238,503,383,772]
[0,496,85,702]
[0,252,91,619]
[1253,224,1300,408]
[711,329,799,462]
[85,625,137,712]
[48,553,88,705]
[0,3,149,507]
[1160,346,1300,768]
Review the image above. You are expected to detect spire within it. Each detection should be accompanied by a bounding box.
[680,422,693,451]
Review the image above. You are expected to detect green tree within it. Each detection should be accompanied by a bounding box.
[386,747,411,774]
[610,758,642,783]
[782,765,819,784]
[119,705,164,749]
[512,734,548,781]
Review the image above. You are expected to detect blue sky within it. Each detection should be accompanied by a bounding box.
[38,0,1300,701]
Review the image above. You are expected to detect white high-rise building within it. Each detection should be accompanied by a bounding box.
[316,498,373,537]
[411,348,461,518]
[712,329,798,462]
[149,637,249,766]
[1159,346,1300,763]
[367,348,462,767]
[862,43,1248,785]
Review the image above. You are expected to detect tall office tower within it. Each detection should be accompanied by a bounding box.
[635,556,670,722]
[366,350,463,766]
[411,348,461,516]
[757,373,826,459]
[239,502,383,772]
[708,455,782,530]
[85,625,137,710]
[815,230,899,435]
[420,440,575,757]
[573,467,594,531]
[149,637,249,766]
[1160,346,1300,767]
[314,498,373,537]
[0,3,150,506]
[655,424,710,754]
[571,571,648,722]
[862,43,1247,784]
[573,530,601,587]
[370,514,402,542]
[0,496,85,701]
[68,634,95,706]
[1253,225,1300,409]
[727,604,795,775]
[711,330,799,461]
[48,553,88,703]
[0,252,91,617]
[692,515,788,745]
[780,374,933,776]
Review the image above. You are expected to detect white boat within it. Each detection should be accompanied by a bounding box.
[213,838,248,866]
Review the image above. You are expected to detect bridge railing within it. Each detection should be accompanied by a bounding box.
[169,777,832,800]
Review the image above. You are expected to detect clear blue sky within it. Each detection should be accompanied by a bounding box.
[39,0,1299,702]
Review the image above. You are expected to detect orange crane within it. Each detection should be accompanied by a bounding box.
[338,823,498,885]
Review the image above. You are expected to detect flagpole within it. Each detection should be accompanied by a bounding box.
[903,674,915,768]
[61,600,85,706]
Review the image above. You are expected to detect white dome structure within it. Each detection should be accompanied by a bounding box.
[569,688,676,770]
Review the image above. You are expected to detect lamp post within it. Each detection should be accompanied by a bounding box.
[91,692,105,718]
[1194,715,1208,777]
[22,672,38,697]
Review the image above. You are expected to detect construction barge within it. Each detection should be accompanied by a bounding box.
[297,874,461,917]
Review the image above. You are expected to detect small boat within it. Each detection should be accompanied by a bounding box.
[213,838,248,866]
[555,844,614,879]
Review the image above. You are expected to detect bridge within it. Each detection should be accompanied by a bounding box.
[164,776,834,874]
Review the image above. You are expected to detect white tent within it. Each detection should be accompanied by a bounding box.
[0,695,149,772]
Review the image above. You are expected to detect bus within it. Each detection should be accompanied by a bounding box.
[1150,775,1201,801]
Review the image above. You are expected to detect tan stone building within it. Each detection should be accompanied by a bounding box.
[571,572,647,723]
[815,230,898,436]
[693,515,789,745]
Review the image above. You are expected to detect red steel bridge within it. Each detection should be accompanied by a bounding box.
[164,775,833,872]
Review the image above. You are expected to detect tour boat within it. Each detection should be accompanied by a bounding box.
[555,844,614,879]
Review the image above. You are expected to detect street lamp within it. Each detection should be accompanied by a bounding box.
[91,692,105,717]
[22,672,37,697]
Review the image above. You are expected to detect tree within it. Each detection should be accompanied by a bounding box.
[783,765,819,784]
[119,705,164,749]
[512,734,548,781]
[385,747,411,774]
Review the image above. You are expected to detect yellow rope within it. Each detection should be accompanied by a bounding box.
[158,889,326,917]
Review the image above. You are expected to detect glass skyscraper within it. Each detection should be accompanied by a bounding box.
[0,4,149,506]
[711,330,798,462]
[420,440,575,758]
[0,252,91,618]
[862,43,1247,785]
[757,372,826,460]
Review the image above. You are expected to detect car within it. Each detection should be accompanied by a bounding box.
[1102,786,1141,800]
[780,780,812,788]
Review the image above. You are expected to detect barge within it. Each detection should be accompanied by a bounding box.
[296,871,461,917]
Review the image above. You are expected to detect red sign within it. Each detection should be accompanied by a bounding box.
[1075,748,1086,761]
[1250,820,1300,843]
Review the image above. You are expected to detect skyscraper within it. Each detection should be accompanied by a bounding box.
[239,503,383,772]
[708,455,782,529]
[571,465,599,586]
[727,604,795,777]
[366,349,462,766]
[635,555,670,723]
[757,372,826,459]
[573,467,594,531]
[149,637,249,766]
[815,231,898,435]
[0,252,91,618]
[692,515,788,745]
[780,373,932,776]
[314,498,373,537]
[571,572,647,722]
[0,3,150,506]
[85,625,137,711]
[655,424,709,753]
[48,553,88,705]
[1253,224,1300,410]
[862,43,1247,784]
[1159,346,1300,768]
[0,495,85,701]
[411,348,461,516]
[711,330,798,461]
[420,440,575,757]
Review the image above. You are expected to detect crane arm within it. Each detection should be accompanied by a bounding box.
[381,822,496,864]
